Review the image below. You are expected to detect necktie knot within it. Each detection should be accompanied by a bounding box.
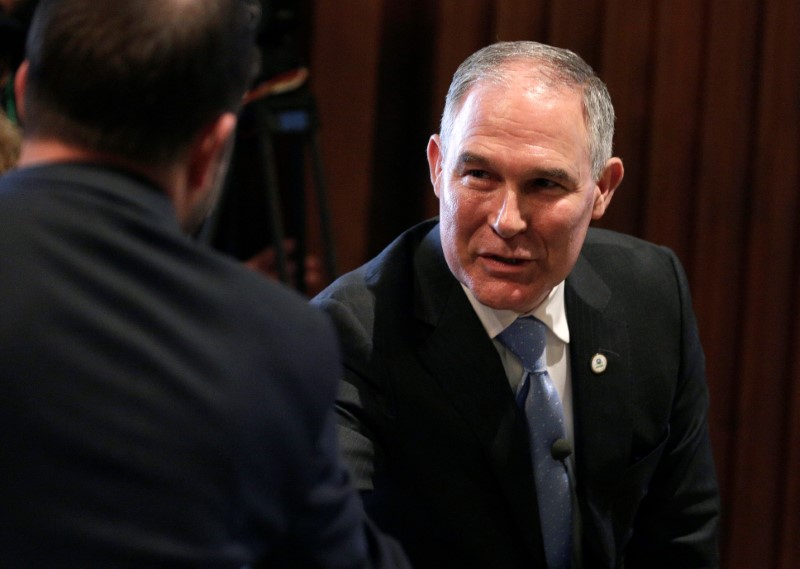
[497,316,547,373]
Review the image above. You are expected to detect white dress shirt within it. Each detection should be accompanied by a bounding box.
[461,281,574,445]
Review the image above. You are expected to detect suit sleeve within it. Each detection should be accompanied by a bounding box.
[262,308,409,569]
[625,248,721,567]
[311,294,382,494]
[274,409,410,569]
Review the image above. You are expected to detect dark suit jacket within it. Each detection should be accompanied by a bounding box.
[0,163,408,569]
[312,219,720,569]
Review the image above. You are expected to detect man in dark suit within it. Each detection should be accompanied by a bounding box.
[0,1,409,567]
[312,41,720,568]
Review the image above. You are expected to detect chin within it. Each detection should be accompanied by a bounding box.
[471,284,543,314]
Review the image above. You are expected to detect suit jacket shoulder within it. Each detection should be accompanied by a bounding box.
[0,164,407,569]
[566,227,719,568]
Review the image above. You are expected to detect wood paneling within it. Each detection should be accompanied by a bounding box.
[366,0,438,257]
[690,1,761,562]
[308,1,800,566]
[642,0,706,263]
[547,0,605,68]
[309,0,383,273]
[594,0,656,237]
[787,286,800,569]
[733,0,800,566]
[495,0,548,42]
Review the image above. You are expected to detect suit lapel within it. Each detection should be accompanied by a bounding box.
[567,253,633,479]
[412,226,546,562]
[566,252,633,562]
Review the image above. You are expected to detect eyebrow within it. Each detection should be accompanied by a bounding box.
[455,152,491,168]
[455,152,579,186]
[533,166,577,186]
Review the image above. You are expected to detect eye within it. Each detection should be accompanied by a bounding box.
[465,169,491,180]
[532,178,559,189]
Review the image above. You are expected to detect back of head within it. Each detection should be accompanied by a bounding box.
[440,41,616,180]
[22,0,260,165]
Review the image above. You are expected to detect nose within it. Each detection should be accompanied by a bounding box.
[490,189,527,238]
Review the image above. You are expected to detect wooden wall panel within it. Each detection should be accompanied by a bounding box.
[547,0,605,71]
[366,0,438,257]
[786,296,800,569]
[642,0,706,264]
[309,0,383,273]
[688,2,761,561]
[593,0,656,237]
[494,0,548,42]
[733,0,800,566]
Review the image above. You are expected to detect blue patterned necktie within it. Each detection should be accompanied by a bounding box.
[498,316,572,569]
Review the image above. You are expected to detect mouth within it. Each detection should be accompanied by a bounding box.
[484,254,530,266]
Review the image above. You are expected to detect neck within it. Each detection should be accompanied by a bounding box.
[18,137,183,195]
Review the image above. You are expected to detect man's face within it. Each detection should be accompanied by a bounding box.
[428,72,619,313]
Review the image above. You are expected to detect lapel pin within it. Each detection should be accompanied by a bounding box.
[590,353,608,374]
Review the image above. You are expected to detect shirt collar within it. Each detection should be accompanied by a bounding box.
[461,281,570,344]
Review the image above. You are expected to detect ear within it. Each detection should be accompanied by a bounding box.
[175,112,237,232]
[591,157,624,220]
[14,60,29,123]
[427,134,444,198]
[186,112,237,194]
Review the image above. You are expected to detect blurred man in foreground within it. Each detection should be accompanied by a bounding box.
[0,1,409,567]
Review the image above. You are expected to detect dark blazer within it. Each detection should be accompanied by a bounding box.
[312,219,720,569]
[0,164,408,569]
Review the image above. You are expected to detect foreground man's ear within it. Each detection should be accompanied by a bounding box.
[187,112,237,194]
[176,113,237,232]
[13,60,29,124]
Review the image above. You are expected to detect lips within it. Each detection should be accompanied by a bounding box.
[489,255,525,265]
[482,253,532,266]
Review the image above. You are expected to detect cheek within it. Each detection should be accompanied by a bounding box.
[535,197,594,254]
[439,185,471,232]
[438,186,490,259]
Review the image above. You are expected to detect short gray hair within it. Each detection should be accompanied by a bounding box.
[439,41,616,180]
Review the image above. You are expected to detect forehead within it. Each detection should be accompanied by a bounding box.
[446,75,590,169]
[452,76,587,142]
[453,65,586,132]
